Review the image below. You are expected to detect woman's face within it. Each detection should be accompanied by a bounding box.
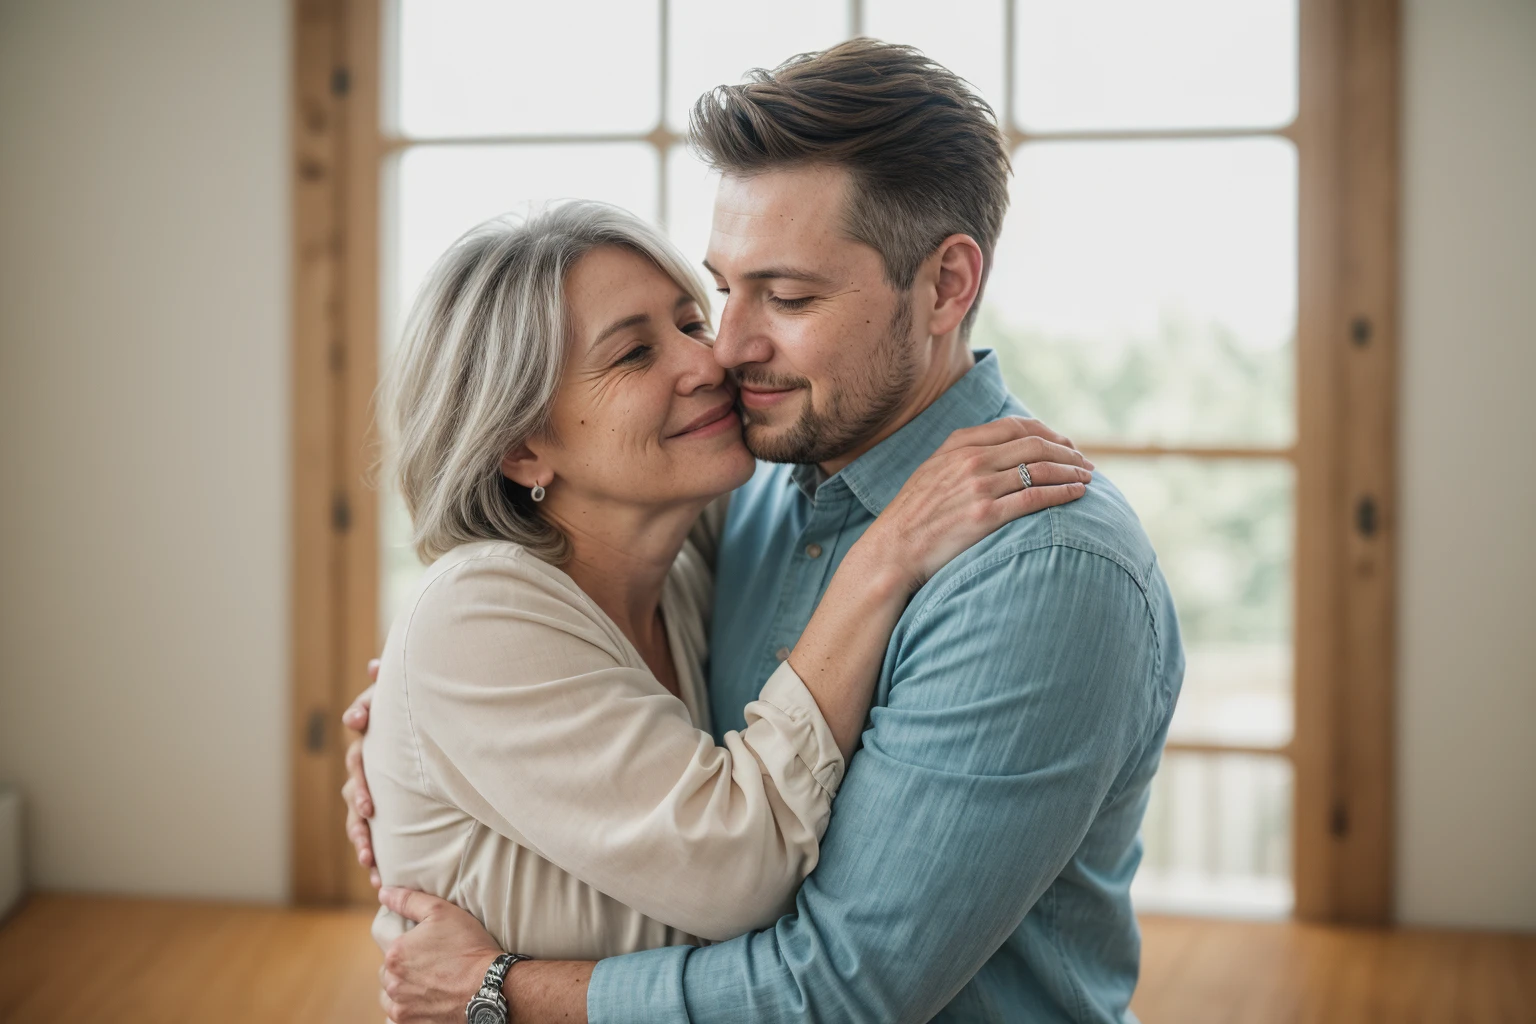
[515,245,756,514]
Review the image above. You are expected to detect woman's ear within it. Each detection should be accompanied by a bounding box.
[499,443,551,490]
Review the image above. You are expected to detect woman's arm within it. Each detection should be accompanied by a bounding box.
[394,549,838,942]
[783,417,1092,759]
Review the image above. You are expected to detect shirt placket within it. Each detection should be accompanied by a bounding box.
[763,476,858,672]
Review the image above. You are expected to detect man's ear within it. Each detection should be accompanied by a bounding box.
[926,234,984,338]
[500,443,551,491]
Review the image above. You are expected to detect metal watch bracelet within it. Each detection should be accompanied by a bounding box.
[465,952,532,1024]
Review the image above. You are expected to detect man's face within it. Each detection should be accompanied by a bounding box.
[704,165,919,466]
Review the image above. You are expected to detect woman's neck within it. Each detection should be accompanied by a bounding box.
[541,495,707,646]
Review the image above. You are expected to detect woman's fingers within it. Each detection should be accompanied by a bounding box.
[346,807,374,869]
[1015,461,1095,489]
[938,416,1080,456]
[979,434,1093,472]
[379,886,451,924]
[971,460,1092,499]
[344,739,373,818]
[341,685,373,732]
[998,481,1088,520]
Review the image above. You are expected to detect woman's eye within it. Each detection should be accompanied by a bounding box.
[769,295,815,311]
[615,345,651,366]
[681,320,710,335]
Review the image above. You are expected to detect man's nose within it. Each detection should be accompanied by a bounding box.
[712,295,773,370]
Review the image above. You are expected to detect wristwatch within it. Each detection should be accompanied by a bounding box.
[466,952,532,1024]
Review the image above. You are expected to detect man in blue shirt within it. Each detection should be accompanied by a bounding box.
[356,39,1182,1023]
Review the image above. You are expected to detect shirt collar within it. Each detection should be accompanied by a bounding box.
[831,350,1013,516]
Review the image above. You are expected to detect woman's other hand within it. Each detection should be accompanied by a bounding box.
[378,887,503,1024]
[341,662,379,888]
[864,416,1092,593]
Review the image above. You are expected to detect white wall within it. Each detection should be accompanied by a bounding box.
[0,0,290,900]
[1397,0,1536,930]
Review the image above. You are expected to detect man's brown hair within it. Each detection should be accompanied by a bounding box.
[689,38,1012,333]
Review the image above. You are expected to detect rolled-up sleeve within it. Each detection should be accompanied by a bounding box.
[405,551,844,942]
[589,544,1168,1023]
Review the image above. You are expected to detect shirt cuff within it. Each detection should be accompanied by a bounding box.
[587,944,693,1024]
[746,660,846,797]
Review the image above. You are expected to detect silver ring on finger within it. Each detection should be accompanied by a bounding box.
[1017,463,1033,489]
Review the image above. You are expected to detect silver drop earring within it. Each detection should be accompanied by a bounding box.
[530,483,546,503]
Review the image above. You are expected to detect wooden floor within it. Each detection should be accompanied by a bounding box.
[1,894,1532,1023]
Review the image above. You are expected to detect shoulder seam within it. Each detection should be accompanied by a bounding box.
[903,536,1172,768]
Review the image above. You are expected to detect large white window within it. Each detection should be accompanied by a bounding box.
[377,0,1302,917]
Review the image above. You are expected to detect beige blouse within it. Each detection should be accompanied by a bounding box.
[364,511,845,960]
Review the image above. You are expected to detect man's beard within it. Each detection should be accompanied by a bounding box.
[737,297,917,465]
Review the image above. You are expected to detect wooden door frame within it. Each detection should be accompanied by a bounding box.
[1292,0,1400,924]
[289,0,1402,921]
[289,0,380,905]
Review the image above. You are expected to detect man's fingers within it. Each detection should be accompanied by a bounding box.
[370,866,381,889]
[368,658,381,683]
[379,885,450,924]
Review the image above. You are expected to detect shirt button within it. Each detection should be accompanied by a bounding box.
[804,543,823,559]
[775,647,791,662]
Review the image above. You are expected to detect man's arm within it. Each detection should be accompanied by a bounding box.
[589,543,1168,1023]
[375,887,591,1024]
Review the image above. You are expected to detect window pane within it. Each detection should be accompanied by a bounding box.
[390,144,659,342]
[1013,0,1297,131]
[1098,456,1293,748]
[864,0,1005,115]
[665,146,723,318]
[978,138,1296,448]
[381,144,659,629]
[396,0,659,137]
[668,0,846,129]
[1134,752,1293,917]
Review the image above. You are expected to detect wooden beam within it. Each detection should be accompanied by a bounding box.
[1292,0,1400,925]
[289,0,349,904]
[1291,0,1348,923]
[336,0,385,906]
[1165,741,1294,760]
[1080,444,1296,462]
[1331,0,1401,925]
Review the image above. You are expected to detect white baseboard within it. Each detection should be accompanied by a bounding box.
[0,787,22,922]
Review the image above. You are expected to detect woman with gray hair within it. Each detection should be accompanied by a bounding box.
[357,201,1090,966]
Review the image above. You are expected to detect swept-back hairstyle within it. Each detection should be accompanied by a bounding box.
[689,38,1012,332]
[379,200,712,565]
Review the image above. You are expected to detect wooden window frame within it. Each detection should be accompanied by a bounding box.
[289,0,1400,922]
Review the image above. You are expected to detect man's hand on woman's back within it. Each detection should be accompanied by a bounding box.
[341,662,380,889]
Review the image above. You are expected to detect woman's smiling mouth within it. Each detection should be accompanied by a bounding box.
[667,399,739,440]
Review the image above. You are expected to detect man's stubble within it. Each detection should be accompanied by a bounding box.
[737,296,917,466]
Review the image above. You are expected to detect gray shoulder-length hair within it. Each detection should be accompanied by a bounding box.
[379,200,713,565]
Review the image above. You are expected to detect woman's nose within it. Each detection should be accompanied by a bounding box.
[673,329,727,393]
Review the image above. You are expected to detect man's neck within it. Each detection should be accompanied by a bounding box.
[817,336,975,476]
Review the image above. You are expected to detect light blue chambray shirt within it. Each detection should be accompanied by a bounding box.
[589,352,1183,1023]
